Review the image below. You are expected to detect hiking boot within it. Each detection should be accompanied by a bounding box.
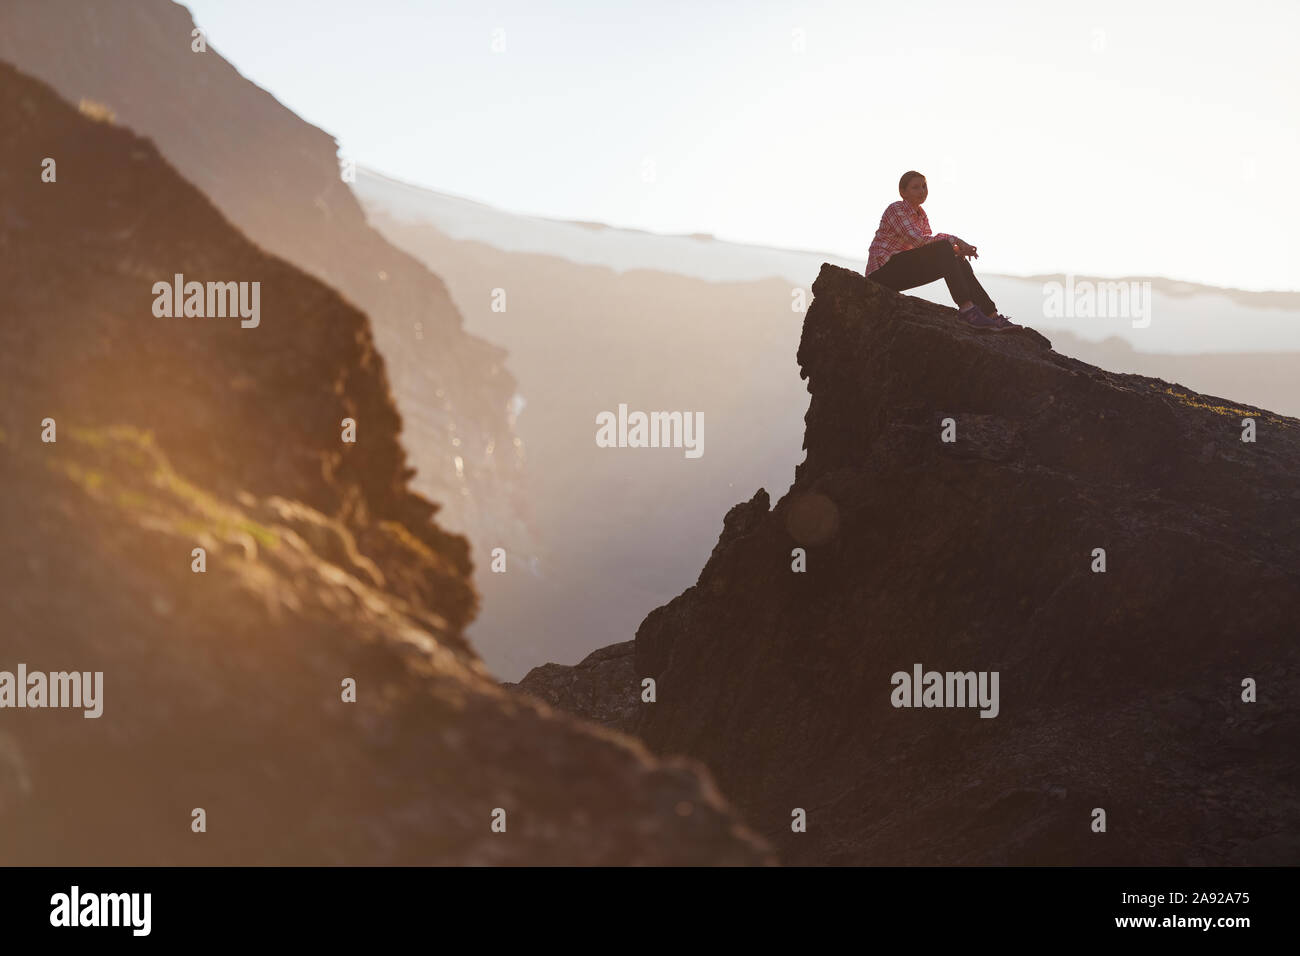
[958,305,1000,329]
[990,312,1021,330]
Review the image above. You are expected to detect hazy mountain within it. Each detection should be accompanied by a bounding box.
[355,166,862,285]
[0,60,769,865]
[355,166,1300,356]
[0,0,534,561]
[1020,273,1300,312]
[515,264,1300,865]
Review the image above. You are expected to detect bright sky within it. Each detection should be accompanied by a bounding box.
[183,0,1299,291]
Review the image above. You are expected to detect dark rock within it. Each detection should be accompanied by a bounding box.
[506,641,640,733]
[533,263,1300,865]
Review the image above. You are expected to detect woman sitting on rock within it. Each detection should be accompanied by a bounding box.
[866,170,1018,330]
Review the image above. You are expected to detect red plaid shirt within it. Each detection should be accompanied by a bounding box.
[866,200,960,275]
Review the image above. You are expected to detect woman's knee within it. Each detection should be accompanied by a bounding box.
[924,240,959,268]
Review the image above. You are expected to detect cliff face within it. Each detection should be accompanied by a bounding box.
[0,0,532,560]
[355,194,810,681]
[519,263,1300,865]
[0,62,771,865]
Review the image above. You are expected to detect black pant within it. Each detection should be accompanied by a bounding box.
[868,239,996,315]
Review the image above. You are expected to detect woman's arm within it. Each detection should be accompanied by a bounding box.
[886,203,961,250]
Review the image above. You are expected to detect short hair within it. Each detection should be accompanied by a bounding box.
[898,170,926,195]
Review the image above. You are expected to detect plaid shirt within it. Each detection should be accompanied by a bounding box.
[866,200,960,275]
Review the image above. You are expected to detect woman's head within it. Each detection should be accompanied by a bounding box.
[899,170,928,206]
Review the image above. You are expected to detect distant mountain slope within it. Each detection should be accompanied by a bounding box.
[0,0,533,558]
[355,167,1300,357]
[355,166,862,285]
[0,60,770,866]
[516,264,1300,865]
[1019,274,1300,312]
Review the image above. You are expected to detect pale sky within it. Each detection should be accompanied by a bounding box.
[183,0,1299,291]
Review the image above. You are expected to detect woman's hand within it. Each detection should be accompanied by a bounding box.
[956,239,979,259]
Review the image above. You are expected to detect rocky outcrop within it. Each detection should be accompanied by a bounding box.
[0,0,533,559]
[524,263,1300,865]
[506,642,640,733]
[0,61,771,865]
